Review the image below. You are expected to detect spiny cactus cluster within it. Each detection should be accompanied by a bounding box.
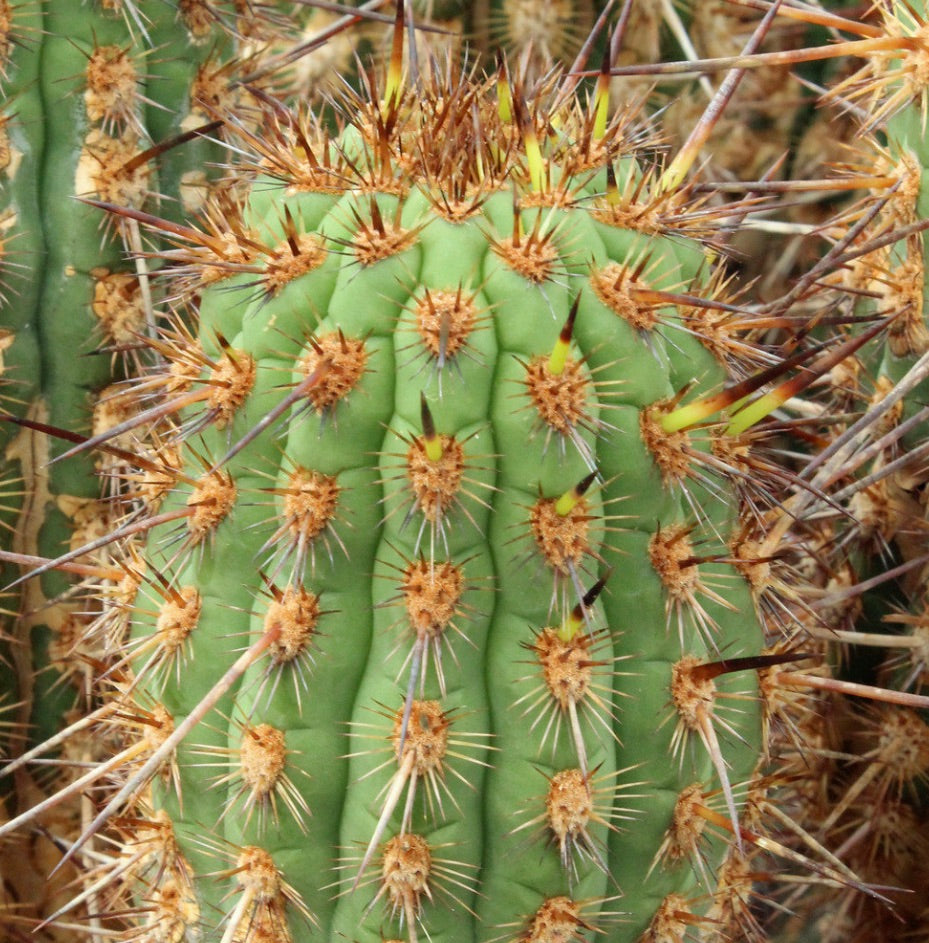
[4,2,929,942]
[756,4,929,938]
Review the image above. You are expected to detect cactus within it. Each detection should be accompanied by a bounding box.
[116,73,791,943]
[7,2,929,942]
[0,0,243,752]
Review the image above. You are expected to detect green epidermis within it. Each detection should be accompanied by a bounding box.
[139,147,761,942]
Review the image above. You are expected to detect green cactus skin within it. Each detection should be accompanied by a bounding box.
[1,0,45,550]
[0,1,43,392]
[31,37,798,940]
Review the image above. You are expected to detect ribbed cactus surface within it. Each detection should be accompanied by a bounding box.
[43,32,789,938]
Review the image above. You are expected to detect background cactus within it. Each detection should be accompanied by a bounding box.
[5,2,929,943]
[0,1,351,933]
[787,4,929,938]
